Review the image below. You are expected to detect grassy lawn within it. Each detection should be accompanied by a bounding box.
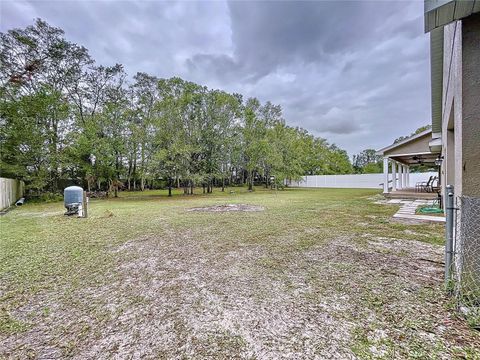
[1,187,479,358]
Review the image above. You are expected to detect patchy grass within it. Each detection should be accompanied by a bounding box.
[1,187,478,358]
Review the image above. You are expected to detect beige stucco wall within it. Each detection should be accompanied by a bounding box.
[441,21,463,196]
[461,13,480,196]
[384,133,431,157]
[441,14,480,198]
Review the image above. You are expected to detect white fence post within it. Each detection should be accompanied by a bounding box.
[383,158,389,193]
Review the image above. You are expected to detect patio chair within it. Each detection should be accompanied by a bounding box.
[430,177,440,193]
[416,176,434,192]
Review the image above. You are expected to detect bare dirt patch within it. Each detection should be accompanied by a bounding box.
[14,210,64,218]
[187,204,264,212]
[2,188,478,359]
[390,217,438,225]
[4,230,478,359]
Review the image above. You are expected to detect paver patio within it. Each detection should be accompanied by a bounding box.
[389,199,446,223]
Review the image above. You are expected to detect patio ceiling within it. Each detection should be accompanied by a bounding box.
[389,152,439,165]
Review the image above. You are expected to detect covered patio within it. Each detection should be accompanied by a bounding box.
[377,129,441,200]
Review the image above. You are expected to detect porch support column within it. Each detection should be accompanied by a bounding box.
[383,157,389,193]
[391,160,397,191]
[406,166,410,188]
[402,166,408,188]
[398,163,403,189]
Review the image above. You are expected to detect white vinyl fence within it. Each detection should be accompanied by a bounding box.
[288,172,438,189]
[0,178,25,211]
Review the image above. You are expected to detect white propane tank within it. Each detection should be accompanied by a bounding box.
[64,186,84,216]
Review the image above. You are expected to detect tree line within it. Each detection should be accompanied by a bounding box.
[0,20,355,197]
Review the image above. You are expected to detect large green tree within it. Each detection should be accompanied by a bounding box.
[352,148,383,174]
[0,19,91,192]
[1,19,356,197]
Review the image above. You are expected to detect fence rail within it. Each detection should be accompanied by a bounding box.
[0,178,25,211]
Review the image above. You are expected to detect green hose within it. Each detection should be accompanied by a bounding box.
[418,207,444,214]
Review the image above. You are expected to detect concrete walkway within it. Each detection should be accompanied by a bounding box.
[388,199,446,222]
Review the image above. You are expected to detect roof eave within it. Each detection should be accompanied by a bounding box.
[424,0,479,33]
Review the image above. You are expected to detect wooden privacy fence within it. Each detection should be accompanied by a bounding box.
[0,178,25,211]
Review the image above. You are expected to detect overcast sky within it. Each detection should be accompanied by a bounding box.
[0,0,431,156]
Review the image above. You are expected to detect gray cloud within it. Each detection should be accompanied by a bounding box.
[0,0,431,156]
[317,119,361,135]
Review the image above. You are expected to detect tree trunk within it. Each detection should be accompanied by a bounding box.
[132,157,137,190]
[49,116,59,193]
[114,155,121,195]
[222,177,225,192]
[140,142,145,191]
[127,157,132,191]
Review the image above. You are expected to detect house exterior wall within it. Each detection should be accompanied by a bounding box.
[461,13,480,196]
[441,21,463,196]
[441,14,480,198]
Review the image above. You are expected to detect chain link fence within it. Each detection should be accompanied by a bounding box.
[453,196,480,327]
